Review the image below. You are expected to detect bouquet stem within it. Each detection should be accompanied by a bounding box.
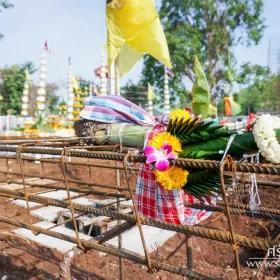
[94,123,149,147]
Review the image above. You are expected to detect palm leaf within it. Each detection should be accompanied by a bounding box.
[183,170,222,201]
[167,114,234,145]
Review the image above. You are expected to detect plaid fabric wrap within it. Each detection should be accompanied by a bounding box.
[80,96,155,126]
[135,124,216,225]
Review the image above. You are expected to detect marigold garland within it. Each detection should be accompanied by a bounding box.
[155,166,188,190]
[149,132,182,154]
[169,109,191,123]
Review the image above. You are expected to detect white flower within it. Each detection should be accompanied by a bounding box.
[253,114,280,164]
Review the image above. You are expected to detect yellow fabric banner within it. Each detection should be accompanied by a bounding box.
[147,83,156,100]
[106,0,172,77]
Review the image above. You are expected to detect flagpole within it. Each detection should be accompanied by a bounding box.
[164,68,170,114]
[67,59,74,121]
[100,47,108,96]
[115,55,120,96]
[109,59,115,95]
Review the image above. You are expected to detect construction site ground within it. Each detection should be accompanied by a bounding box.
[0,158,279,280]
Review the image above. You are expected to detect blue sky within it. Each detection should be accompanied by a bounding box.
[0,0,278,100]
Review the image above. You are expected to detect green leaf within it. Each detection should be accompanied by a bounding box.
[176,118,191,134]
[182,132,258,159]
[178,134,194,144]
[167,117,179,134]
[199,131,211,139]
[186,121,204,134]
[190,132,204,141]
[191,56,210,119]
[213,130,232,137]
[183,170,222,201]
[182,118,197,134]
[196,121,213,132]
[205,125,223,133]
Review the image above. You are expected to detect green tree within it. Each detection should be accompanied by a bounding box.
[0,65,25,114]
[0,0,14,41]
[141,0,266,107]
[29,83,59,117]
[0,62,37,115]
[121,80,148,109]
[238,74,280,114]
[47,95,60,115]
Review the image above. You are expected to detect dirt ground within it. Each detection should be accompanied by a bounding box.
[0,158,279,280]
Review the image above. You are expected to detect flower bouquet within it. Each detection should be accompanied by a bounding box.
[75,57,280,202]
[142,57,280,201]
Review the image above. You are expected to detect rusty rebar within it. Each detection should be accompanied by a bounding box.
[219,158,240,279]
[186,235,193,271]
[0,215,218,280]
[184,203,280,221]
[0,154,139,171]
[97,222,135,244]
[1,146,280,174]
[0,187,276,251]
[243,179,280,187]
[216,201,280,215]
[10,183,130,200]
[164,238,187,262]
[0,171,129,192]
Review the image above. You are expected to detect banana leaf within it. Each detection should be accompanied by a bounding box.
[191,56,210,119]
[183,170,223,201]
[94,123,149,147]
[181,131,258,159]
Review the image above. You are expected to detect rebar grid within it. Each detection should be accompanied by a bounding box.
[0,172,129,192]
[184,203,280,221]
[0,186,276,251]
[0,154,139,171]
[0,140,280,280]
[0,215,218,280]
[0,177,130,199]
[2,178,279,222]
[1,145,280,174]
[3,178,280,218]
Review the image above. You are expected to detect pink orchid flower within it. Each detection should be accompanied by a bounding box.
[144,142,177,171]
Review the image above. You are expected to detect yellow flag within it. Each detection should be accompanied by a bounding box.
[71,75,79,90]
[106,0,172,77]
[147,83,156,100]
[25,68,30,80]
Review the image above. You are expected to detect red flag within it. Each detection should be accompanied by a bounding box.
[94,66,108,78]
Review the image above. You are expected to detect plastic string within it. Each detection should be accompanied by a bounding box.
[248,153,261,211]
[219,134,236,166]
[118,123,129,149]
